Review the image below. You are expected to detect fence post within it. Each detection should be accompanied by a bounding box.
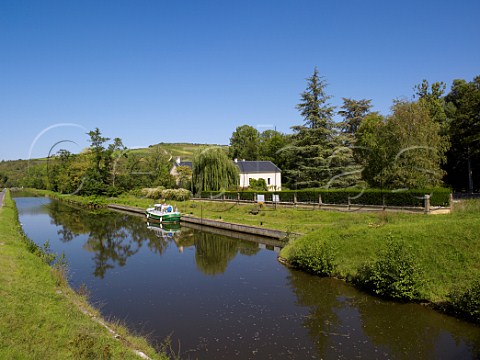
[318,194,322,209]
[294,193,297,206]
[348,196,351,211]
[449,193,453,211]
[237,192,240,203]
[424,194,430,214]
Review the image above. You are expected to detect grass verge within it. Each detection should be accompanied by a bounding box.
[0,190,166,359]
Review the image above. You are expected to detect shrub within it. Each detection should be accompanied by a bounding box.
[141,186,165,199]
[448,280,480,323]
[141,187,192,201]
[198,188,451,206]
[291,240,336,276]
[356,238,421,301]
[162,188,192,201]
[249,178,268,191]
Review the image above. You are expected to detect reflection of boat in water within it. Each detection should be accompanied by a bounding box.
[145,204,181,222]
[147,221,181,237]
[146,221,183,252]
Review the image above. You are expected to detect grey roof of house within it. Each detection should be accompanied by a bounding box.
[235,161,281,173]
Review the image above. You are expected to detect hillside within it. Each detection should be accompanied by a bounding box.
[130,142,228,160]
[0,143,227,188]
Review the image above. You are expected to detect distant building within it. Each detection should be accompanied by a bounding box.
[170,157,282,191]
[235,159,282,191]
[170,157,193,184]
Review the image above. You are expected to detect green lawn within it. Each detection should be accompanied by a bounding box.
[0,190,166,359]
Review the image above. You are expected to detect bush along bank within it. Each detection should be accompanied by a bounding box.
[199,187,452,207]
[280,200,480,324]
[0,190,165,359]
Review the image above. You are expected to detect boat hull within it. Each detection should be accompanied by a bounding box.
[145,210,181,222]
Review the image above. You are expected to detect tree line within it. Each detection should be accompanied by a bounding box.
[1,69,478,194]
[228,69,480,192]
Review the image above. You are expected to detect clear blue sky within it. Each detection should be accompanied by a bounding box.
[1,0,479,160]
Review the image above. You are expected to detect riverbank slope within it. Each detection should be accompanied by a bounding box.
[0,190,165,359]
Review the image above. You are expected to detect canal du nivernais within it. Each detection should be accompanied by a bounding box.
[14,195,480,359]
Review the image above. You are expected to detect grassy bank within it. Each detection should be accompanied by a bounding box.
[26,189,480,319]
[280,200,480,302]
[0,190,166,359]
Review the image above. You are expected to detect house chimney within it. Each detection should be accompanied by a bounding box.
[242,159,245,162]
[234,158,238,163]
[176,157,181,165]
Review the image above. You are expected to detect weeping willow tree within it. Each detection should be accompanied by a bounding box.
[192,147,239,193]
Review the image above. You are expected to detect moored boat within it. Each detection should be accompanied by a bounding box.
[145,203,181,222]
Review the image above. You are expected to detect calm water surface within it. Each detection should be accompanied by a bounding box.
[15,196,480,359]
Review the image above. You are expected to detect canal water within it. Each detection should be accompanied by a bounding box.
[14,195,480,359]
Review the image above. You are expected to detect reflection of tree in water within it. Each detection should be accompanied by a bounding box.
[46,200,166,278]
[286,270,346,356]
[355,296,480,359]
[288,270,480,359]
[194,231,260,275]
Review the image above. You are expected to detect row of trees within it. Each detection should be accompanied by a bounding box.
[228,69,479,192]
[18,128,178,196]
[2,70,478,194]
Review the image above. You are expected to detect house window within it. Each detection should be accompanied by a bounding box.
[267,178,271,185]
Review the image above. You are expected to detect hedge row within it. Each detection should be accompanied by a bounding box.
[198,188,451,207]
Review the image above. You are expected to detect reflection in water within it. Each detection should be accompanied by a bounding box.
[194,232,259,275]
[288,271,480,359]
[48,201,159,277]
[15,196,480,359]
[45,200,261,278]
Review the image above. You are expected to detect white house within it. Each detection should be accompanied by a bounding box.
[170,158,282,191]
[235,159,282,191]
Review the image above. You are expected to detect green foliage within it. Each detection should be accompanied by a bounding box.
[141,187,165,199]
[175,165,192,190]
[291,240,336,276]
[192,147,239,192]
[162,188,192,201]
[141,187,192,201]
[229,125,260,160]
[448,280,480,323]
[283,68,339,189]
[338,97,372,136]
[444,76,480,192]
[199,188,451,207]
[248,178,268,191]
[258,130,290,168]
[356,238,422,301]
[414,79,447,126]
[356,101,449,189]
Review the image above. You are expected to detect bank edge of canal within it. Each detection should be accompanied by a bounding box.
[18,189,480,325]
[0,190,166,360]
[108,200,480,326]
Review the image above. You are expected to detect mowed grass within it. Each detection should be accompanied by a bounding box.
[280,200,480,303]
[0,191,165,359]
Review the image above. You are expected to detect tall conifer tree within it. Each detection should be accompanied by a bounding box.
[283,68,337,188]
